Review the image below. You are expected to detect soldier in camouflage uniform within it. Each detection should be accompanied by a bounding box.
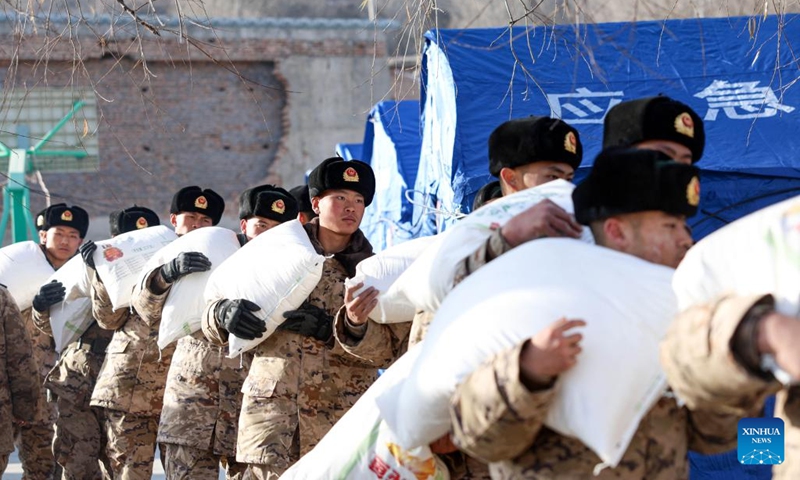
[661,294,800,479]
[18,204,89,480]
[158,185,297,480]
[447,149,739,479]
[90,187,223,480]
[411,116,585,345]
[31,206,160,480]
[407,117,585,480]
[206,158,408,478]
[0,286,40,475]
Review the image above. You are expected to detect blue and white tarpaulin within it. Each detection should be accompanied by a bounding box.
[416,15,800,238]
[359,100,422,250]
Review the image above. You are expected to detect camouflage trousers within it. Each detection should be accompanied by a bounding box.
[103,410,162,480]
[54,398,110,480]
[13,421,56,480]
[163,443,247,480]
[242,464,282,480]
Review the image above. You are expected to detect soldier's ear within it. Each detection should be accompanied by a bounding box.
[310,196,321,215]
[499,167,518,193]
[169,213,178,228]
[602,217,632,251]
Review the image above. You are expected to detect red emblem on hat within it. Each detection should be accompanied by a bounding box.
[343,167,359,182]
[135,217,148,229]
[61,210,73,222]
[271,199,286,214]
[686,176,700,206]
[195,196,208,209]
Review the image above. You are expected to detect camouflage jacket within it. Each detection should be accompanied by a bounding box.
[157,330,252,456]
[452,229,512,287]
[90,268,175,415]
[450,340,746,479]
[0,287,40,454]
[21,305,57,424]
[204,225,407,468]
[661,294,793,479]
[32,303,113,407]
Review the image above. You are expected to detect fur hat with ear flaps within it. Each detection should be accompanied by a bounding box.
[307,157,376,207]
[572,147,701,225]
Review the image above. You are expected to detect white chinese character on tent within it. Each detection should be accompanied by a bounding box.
[694,80,795,121]
[546,88,624,124]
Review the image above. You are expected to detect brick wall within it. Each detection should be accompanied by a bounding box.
[0,22,391,241]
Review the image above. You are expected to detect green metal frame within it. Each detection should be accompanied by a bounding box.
[0,100,87,243]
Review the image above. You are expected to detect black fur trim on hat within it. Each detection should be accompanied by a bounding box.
[42,204,89,238]
[603,96,705,163]
[289,184,314,214]
[170,186,225,225]
[109,206,160,237]
[572,147,700,225]
[239,185,297,223]
[307,157,376,207]
[488,116,583,177]
[35,204,63,231]
[472,180,503,211]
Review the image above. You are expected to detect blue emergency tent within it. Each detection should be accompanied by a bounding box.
[360,100,422,250]
[415,14,800,239]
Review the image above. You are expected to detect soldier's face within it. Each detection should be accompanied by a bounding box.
[312,189,365,236]
[171,211,213,236]
[500,161,574,194]
[44,226,82,263]
[240,215,280,240]
[618,211,693,268]
[635,140,693,165]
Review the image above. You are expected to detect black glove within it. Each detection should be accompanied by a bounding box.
[79,240,97,269]
[278,302,334,341]
[215,299,266,340]
[32,280,66,312]
[160,252,211,283]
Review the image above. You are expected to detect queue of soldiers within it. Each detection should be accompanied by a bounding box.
[0,92,797,480]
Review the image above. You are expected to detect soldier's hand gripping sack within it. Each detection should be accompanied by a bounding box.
[345,235,438,324]
[377,239,677,469]
[204,220,326,358]
[0,241,55,310]
[385,180,594,314]
[133,226,240,350]
[673,194,800,315]
[93,225,178,310]
[280,345,449,480]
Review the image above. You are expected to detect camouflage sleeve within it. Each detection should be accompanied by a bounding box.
[131,267,172,327]
[660,294,782,417]
[2,289,40,422]
[89,270,129,330]
[332,307,409,368]
[201,299,229,346]
[31,305,53,336]
[450,341,556,463]
[452,229,513,287]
